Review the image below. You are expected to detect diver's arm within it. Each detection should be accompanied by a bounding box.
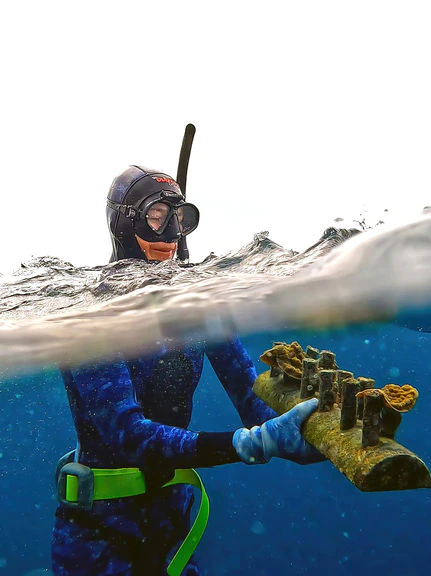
[64,360,240,471]
[64,354,321,472]
[205,337,277,427]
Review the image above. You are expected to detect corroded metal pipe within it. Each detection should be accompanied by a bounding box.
[253,347,431,492]
[340,378,359,431]
[318,370,336,412]
[300,358,318,399]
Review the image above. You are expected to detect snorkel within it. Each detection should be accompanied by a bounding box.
[176,124,196,264]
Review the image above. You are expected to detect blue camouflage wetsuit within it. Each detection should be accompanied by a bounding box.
[52,336,276,575]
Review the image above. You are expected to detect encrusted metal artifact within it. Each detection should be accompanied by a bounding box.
[254,341,431,492]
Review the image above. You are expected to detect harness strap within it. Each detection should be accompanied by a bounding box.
[106,199,138,218]
[58,464,209,576]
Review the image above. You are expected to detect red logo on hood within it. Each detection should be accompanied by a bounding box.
[152,176,179,189]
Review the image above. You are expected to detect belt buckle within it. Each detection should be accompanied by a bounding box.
[57,462,94,510]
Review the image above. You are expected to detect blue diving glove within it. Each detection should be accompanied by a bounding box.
[233,398,324,465]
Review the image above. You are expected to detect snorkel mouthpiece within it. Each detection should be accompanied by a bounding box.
[135,235,177,261]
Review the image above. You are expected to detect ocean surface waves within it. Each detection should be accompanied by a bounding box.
[1,219,431,372]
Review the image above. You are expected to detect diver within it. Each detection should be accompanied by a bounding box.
[52,165,325,576]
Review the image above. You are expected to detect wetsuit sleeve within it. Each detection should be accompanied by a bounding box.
[64,358,240,474]
[205,337,277,428]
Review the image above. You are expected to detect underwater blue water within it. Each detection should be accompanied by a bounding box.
[1,322,431,575]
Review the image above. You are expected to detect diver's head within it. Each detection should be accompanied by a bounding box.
[106,165,199,262]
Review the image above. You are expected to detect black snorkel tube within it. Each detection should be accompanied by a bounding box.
[176,123,196,263]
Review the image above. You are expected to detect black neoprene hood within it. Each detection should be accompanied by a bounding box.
[106,165,199,262]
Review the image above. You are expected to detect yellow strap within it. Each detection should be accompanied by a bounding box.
[64,467,209,576]
[164,469,210,576]
[66,467,146,501]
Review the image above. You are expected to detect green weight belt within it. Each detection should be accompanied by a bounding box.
[61,465,209,576]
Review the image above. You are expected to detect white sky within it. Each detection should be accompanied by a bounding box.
[0,1,430,273]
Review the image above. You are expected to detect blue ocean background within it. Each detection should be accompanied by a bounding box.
[1,221,431,575]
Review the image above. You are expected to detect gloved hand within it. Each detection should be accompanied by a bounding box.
[233,398,325,465]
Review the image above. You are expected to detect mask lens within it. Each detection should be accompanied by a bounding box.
[178,204,199,235]
[145,202,170,232]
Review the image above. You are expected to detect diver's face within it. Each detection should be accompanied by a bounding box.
[134,198,193,262]
[135,201,178,261]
